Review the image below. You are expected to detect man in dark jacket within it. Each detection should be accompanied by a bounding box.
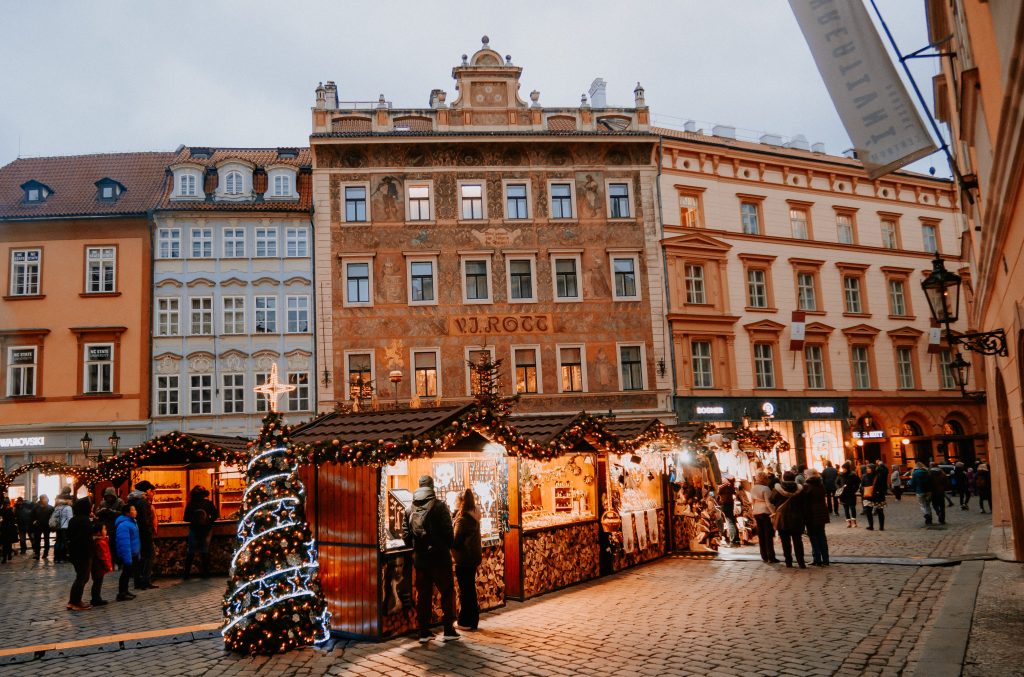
[954,462,970,510]
[31,495,53,560]
[929,467,949,525]
[802,469,831,566]
[127,481,158,590]
[66,497,94,610]
[183,486,218,579]
[716,476,740,546]
[402,476,458,643]
[15,497,33,554]
[94,487,123,561]
[821,461,839,515]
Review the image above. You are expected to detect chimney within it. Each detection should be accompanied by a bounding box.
[811,142,826,154]
[784,134,810,151]
[712,124,736,139]
[683,120,697,133]
[759,133,782,146]
[588,78,607,108]
[323,81,339,110]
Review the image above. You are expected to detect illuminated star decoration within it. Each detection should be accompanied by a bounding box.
[253,364,296,413]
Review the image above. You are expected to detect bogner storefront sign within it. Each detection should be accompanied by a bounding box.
[678,397,847,422]
[449,314,552,336]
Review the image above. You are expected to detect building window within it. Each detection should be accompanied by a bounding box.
[922,223,938,253]
[881,219,898,249]
[346,353,373,399]
[287,295,309,333]
[463,259,490,302]
[513,347,539,394]
[255,227,278,257]
[254,296,277,333]
[85,246,116,293]
[460,184,484,220]
[843,276,863,314]
[345,186,367,222]
[158,228,181,259]
[179,174,197,197]
[896,347,915,389]
[851,345,871,389]
[938,349,956,390]
[612,256,639,300]
[9,249,41,296]
[288,372,310,411]
[467,348,494,396]
[754,343,775,389]
[189,297,213,335]
[84,344,113,394]
[559,346,584,392]
[155,375,178,416]
[836,213,854,244]
[684,264,706,304]
[223,228,245,258]
[888,279,907,316]
[413,351,438,397]
[345,261,371,305]
[190,228,212,258]
[273,174,291,197]
[554,257,581,301]
[506,184,528,219]
[224,171,243,195]
[619,345,643,391]
[190,374,212,414]
[409,260,435,304]
[255,372,270,413]
[223,373,245,414]
[408,185,430,220]
[551,183,573,219]
[805,345,826,389]
[741,202,760,235]
[156,298,180,336]
[222,296,245,334]
[691,340,713,389]
[790,208,809,239]
[679,192,702,228]
[747,269,768,308]
[508,259,534,302]
[609,183,630,218]
[285,227,308,257]
[797,272,817,311]
[6,346,36,397]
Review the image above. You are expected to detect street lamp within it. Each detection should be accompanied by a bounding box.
[921,255,1007,356]
[80,432,93,459]
[950,352,986,401]
[389,370,403,408]
[108,431,120,455]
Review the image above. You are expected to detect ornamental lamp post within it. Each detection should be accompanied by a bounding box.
[950,352,986,401]
[921,255,1008,356]
[81,431,102,464]
[108,430,120,456]
[389,370,403,408]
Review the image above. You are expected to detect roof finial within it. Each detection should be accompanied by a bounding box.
[481,35,490,48]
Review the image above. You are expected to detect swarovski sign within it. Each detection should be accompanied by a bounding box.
[0,436,46,448]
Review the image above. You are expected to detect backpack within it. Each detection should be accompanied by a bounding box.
[409,501,434,553]
[192,507,209,527]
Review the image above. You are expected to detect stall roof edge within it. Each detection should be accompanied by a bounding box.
[289,404,474,445]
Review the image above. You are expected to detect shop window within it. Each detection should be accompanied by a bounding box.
[6,346,37,397]
[254,296,277,333]
[157,228,181,259]
[558,345,586,393]
[255,227,278,257]
[413,350,439,398]
[851,345,872,389]
[190,297,214,335]
[191,228,213,259]
[612,255,640,300]
[285,227,309,257]
[408,184,431,221]
[288,372,310,411]
[519,454,598,531]
[691,340,713,389]
[189,374,212,414]
[222,373,245,414]
[505,183,528,219]
[553,256,581,301]
[408,259,436,305]
[618,344,644,391]
[156,297,180,336]
[804,345,826,389]
[460,183,484,220]
[345,185,368,222]
[155,375,179,416]
[754,343,775,389]
[287,295,310,333]
[684,264,706,304]
[9,248,41,296]
[513,346,540,394]
[223,228,245,258]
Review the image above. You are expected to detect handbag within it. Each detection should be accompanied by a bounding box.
[770,497,791,531]
[863,484,875,499]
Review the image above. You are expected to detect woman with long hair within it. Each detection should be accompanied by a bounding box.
[837,462,861,528]
[452,488,483,631]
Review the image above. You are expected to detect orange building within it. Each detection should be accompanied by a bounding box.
[0,152,173,500]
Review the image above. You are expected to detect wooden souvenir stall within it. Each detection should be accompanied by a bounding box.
[98,432,250,575]
[291,404,509,640]
[664,424,722,553]
[504,414,601,600]
[602,419,668,571]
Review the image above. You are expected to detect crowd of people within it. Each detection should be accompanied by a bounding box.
[0,481,219,611]
[717,458,994,568]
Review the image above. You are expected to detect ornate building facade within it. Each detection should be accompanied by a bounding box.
[657,126,985,470]
[310,38,670,418]
[151,147,316,438]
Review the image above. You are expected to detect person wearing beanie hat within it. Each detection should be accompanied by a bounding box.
[402,475,459,643]
[127,481,158,589]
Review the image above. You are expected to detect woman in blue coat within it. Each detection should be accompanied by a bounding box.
[114,504,140,601]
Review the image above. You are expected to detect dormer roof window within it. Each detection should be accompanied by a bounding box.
[214,161,254,200]
[265,166,299,201]
[169,164,206,201]
[277,148,299,159]
[21,180,53,204]
[95,178,126,202]
[190,147,212,160]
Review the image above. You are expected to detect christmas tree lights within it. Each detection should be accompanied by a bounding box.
[222,403,330,655]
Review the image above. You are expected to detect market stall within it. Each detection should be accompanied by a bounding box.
[664,424,722,553]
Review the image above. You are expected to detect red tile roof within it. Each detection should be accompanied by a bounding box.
[0,152,176,220]
[157,146,313,213]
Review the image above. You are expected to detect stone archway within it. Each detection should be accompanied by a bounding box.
[995,370,1024,560]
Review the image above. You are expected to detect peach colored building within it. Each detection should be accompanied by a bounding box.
[656,126,985,470]
[928,0,1024,558]
[310,39,671,419]
[0,153,173,499]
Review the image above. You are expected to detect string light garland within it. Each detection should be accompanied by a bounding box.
[732,427,791,453]
[222,411,330,655]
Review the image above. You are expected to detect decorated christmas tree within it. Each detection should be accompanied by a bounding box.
[222,366,330,654]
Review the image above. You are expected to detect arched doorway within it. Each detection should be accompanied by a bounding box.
[942,416,975,464]
[901,420,931,463]
[995,370,1024,560]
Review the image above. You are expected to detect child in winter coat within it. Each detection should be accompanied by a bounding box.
[90,522,113,606]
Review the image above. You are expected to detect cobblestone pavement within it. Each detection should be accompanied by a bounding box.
[962,526,1024,676]
[0,499,1009,677]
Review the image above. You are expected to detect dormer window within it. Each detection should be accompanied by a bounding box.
[170,165,205,200]
[180,174,197,196]
[225,171,243,195]
[215,162,254,199]
[21,180,52,204]
[265,167,298,200]
[95,178,125,202]
[273,174,291,196]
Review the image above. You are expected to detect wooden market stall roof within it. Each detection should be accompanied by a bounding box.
[290,404,473,446]
[507,413,592,446]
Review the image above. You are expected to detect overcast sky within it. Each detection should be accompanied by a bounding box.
[0,0,947,176]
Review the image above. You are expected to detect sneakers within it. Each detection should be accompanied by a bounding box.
[441,627,461,642]
[417,631,434,644]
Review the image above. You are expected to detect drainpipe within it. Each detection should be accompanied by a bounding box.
[655,135,677,419]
